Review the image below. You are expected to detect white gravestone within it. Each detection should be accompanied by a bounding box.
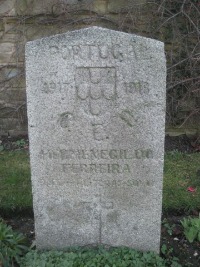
[26,27,166,252]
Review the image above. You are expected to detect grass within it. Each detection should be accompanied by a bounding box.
[163,151,200,212]
[0,150,199,266]
[0,150,200,213]
[0,150,32,214]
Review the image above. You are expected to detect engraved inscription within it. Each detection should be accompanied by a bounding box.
[50,178,155,188]
[125,81,149,95]
[59,112,73,129]
[40,71,73,94]
[49,44,126,61]
[80,196,114,243]
[80,198,113,212]
[39,148,153,177]
[119,109,135,127]
[62,163,131,174]
[41,72,58,94]
[39,148,153,161]
[91,123,108,141]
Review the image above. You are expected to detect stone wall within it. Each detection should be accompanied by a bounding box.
[0,0,199,137]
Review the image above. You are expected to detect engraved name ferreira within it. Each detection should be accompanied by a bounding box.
[39,148,153,174]
[62,163,131,174]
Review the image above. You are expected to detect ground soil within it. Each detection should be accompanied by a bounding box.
[161,214,200,266]
[1,134,200,266]
[0,134,199,153]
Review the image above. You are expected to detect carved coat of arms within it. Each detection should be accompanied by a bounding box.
[75,67,116,115]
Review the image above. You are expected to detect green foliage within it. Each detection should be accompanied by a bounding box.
[181,214,200,243]
[160,245,181,267]
[12,139,27,148]
[20,246,182,267]
[162,219,175,236]
[0,219,29,267]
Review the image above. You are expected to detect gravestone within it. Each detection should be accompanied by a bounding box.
[26,27,166,252]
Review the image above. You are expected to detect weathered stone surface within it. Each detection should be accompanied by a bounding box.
[26,27,166,252]
[2,88,26,103]
[93,0,108,13]
[0,20,4,32]
[0,117,27,136]
[108,0,146,13]
[15,0,89,15]
[0,43,16,64]
[15,0,54,15]
[15,0,146,15]
[0,0,15,16]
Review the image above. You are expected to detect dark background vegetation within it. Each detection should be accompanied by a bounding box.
[0,0,199,137]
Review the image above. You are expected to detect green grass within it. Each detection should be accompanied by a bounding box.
[0,151,32,213]
[163,151,200,212]
[0,150,200,213]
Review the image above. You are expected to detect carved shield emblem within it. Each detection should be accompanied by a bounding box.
[75,67,116,115]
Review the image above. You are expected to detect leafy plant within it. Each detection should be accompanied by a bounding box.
[180,214,200,243]
[20,246,182,267]
[13,139,27,148]
[161,244,180,267]
[162,219,175,236]
[0,219,29,267]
